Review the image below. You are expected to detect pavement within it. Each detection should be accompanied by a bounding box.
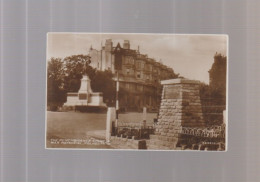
[86,130,106,140]
[86,130,141,149]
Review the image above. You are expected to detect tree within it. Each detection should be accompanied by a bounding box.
[91,70,116,106]
[62,54,116,106]
[208,53,227,101]
[63,54,95,92]
[47,55,118,108]
[47,57,66,108]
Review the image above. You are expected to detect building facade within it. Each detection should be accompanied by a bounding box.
[89,39,178,111]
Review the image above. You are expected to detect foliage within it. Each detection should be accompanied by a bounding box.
[199,82,226,126]
[91,70,116,106]
[169,72,179,79]
[63,54,95,92]
[208,53,227,100]
[200,83,225,101]
[47,55,116,107]
[47,58,66,108]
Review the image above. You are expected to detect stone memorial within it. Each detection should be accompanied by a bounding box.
[63,75,107,109]
[148,78,205,149]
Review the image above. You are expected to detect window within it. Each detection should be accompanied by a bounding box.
[136,62,141,69]
[128,56,134,64]
[125,56,134,65]
[131,57,134,64]
[137,72,141,78]
[126,68,130,75]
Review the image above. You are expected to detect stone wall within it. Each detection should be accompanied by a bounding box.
[148,79,205,149]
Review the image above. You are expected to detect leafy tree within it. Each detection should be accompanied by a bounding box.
[208,53,227,100]
[50,54,117,106]
[47,55,119,108]
[63,54,95,92]
[47,58,66,108]
[91,70,116,106]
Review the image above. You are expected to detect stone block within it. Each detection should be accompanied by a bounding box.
[164,125,169,129]
[163,128,169,132]
[161,132,167,136]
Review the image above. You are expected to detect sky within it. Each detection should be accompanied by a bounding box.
[47,33,227,84]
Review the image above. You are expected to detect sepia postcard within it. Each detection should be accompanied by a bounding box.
[46,33,228,151]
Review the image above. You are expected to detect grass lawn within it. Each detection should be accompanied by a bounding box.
[46,111,157,149]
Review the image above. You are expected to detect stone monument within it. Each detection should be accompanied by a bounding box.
[63,75,107,109]
[148,78,205,149]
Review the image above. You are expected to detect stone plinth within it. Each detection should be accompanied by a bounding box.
[64,75,106,108]
[78,75,93,94]
[148,78,205,149]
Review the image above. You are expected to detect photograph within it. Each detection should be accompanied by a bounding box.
[2,0,260,181]
[46,33,227,151]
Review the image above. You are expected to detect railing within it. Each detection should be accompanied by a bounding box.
[117,122,154,129]
[112,122,155,140]
[179,124,226,150]
[181,125,225,138]
[112,121,226,148]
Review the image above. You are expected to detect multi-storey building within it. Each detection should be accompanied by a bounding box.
[89,39,178,111]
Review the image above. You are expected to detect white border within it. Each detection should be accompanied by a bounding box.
[45,32,229,152]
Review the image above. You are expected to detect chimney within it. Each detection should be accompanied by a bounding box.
[123,40,130,49]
